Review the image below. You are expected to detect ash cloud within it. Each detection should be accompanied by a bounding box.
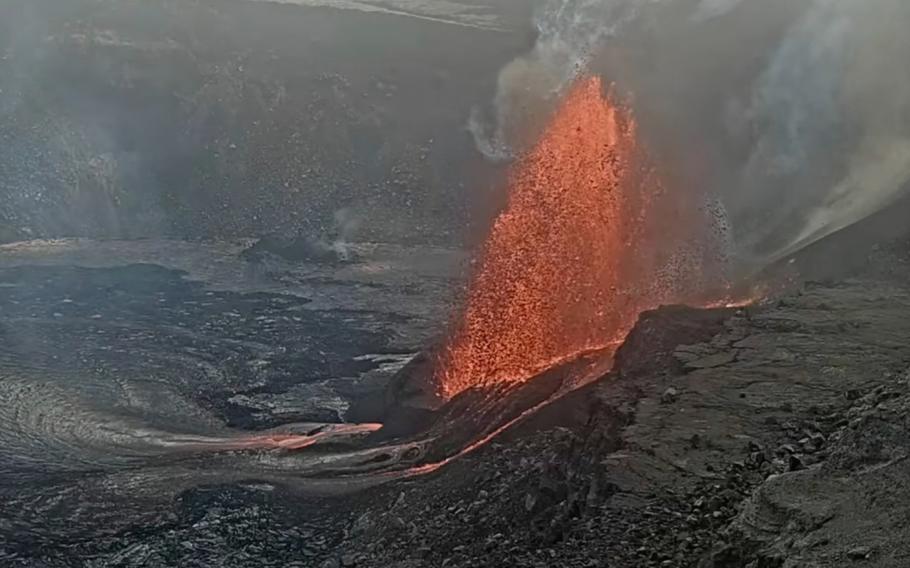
[475,0,910,272]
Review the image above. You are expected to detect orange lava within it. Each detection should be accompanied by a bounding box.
[436,76,731,399]
[171,423,384,451]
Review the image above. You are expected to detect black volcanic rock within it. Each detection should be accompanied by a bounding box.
[241,234,354,264]
[328,272,910,568]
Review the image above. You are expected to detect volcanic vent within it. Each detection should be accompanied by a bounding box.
[216,76,744,481]
[435,76,733,400]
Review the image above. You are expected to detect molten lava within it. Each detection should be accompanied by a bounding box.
[436,76,730,399]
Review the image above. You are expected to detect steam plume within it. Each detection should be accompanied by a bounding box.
[469,0,746,161]
[469,0,645,161]
[731,0,910,264]
[474,0,910,272]
[691,0,745,22]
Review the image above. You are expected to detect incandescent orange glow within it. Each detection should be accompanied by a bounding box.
[436,76,731,399]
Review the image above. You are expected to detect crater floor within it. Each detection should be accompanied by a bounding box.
[3,238,910,567]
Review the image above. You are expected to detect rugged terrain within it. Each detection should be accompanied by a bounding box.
[4,2,910,566]
[0,0,530,245]
[2,237,910,567]
[332,246,910,568]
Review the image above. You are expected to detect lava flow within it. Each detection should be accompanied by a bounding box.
[435,76,732,399]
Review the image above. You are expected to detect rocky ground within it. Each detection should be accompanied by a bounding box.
[4,2,910,566]
[0,236,910,568]
[322,247,910,568]
[4,241,910,568]
[0,239,462,428]
[0,239,449,567]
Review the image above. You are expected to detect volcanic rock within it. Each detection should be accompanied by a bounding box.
[324,273,910,568]
[847,546,872,561]
[242,234,355,264]
[684,350,738,371]
[7,242,910,568]
[661,387,680,404]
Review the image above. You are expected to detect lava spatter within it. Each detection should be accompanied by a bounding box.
[436,76,730,399]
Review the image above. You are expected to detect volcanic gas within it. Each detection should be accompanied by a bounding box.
[435,76,733,400]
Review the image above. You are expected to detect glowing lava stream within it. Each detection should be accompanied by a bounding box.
[404,342,622,478]
[179,423,384,451]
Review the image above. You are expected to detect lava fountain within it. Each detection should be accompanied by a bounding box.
[95,76,743,484]
[435,76,732,400]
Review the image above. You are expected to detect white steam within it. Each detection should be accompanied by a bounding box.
[469,0,655,161]
[732,0,910,264]
[474,0,910,271]
[329,207,362,261]
[470,0,748,161]
[691,0,745,22]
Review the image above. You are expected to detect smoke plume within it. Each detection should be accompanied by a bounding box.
[469,0,746,161]
[469,0,649,161]
[732,0,910,265]
[474,0,910,272]
[329,207,363,261]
